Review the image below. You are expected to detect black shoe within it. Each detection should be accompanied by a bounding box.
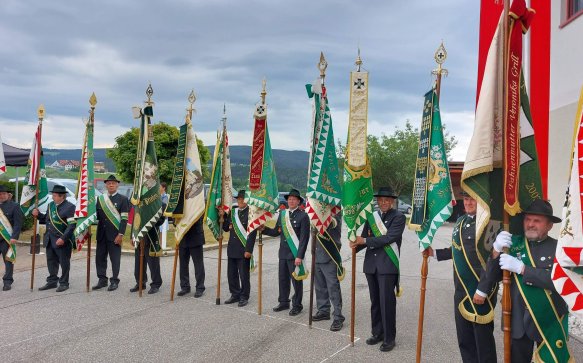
[92,281,108,290]
[238,299,248,307]
[224,296,239,304]
[147,287,159,294]
[379,341,396,352]
[56,285,69,292]
[272,303,290,312]
[330,320,343,331]
[366,335,384,345]
[312,311,331,321]
[107,283,118,291]
[130,284,146,293]
[2,284,11,291]
[289,306,303,316]
[38,283,58,291]
[177,289,191,297]
[193,290,204,298]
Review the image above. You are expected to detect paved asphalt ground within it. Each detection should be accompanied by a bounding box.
[2,224,582,362]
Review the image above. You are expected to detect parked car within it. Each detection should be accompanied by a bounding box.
[397,198,412,215]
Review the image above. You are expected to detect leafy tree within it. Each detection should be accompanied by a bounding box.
[107,122,210,185]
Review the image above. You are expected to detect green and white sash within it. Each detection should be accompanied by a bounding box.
[317,231,344,281]
[281,210,308,280]
[451,216,496,324]
[510,236,573,363]
[232,208,255,272]
[368,211,402,296]
[0,208,16,263]
[98,194,122,230]
[48,202,75,249]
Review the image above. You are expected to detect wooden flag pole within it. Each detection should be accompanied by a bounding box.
[258,231,263,315]
[350,247,356,346]
[308,228,317,328]
[86,232,92,292]
[216,229,223,305]
[139,238,145,297]
[416,42,448,363]
[170,241,179,301]
[30,105,44,291]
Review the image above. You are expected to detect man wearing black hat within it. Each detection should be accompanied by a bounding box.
[93,175,129,291]
[32,185,76,292]
[350,186,405,352]
[261,188,310,316]
[475,199,570,362]
[425,191,498,362]
[220,190,257,307]
[0,185,24,291]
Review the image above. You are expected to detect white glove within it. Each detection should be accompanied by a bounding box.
[499,253,524,274]
[493,231,513,252]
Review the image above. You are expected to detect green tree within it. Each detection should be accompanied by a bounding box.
[337,120,457,198]
[107,122,210,185]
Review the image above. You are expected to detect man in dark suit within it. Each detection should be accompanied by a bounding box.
[425,192,498,362]
[32,185,76,292]
[312,212,345,331]
[350,187,405,352]
[93,175,129,291]
[131,208,166,295]
[261,188,310,316]
[176,217,206,298]
[475,199,570,362]
[0,185,24,291]
[220,190,257,307]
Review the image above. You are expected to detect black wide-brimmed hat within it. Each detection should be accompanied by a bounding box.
[0,185,8,193]
[523,199,562,223]
[460,190,470,197]
[284,188,304,203]
[236,189,246,199]
[374,187,398,198]
[104,174,120,183]
[50,185,68,194]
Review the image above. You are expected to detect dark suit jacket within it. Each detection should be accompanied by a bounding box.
[0,200,24,240]
[223,206,256,258]
[485,236,568,340]
[96,193,130,242]
[180,217,205,248]
[262,208,310,260]
[315,213,342,264]
[435,214,497,300]
[358,209,405,275]
[38,200,76,249]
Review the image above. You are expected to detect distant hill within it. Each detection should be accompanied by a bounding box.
[44,148,115,171]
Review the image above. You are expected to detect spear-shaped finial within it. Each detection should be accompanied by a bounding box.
[37,104,45,120]
[222,103,227,127]
[318,52,328,83]
[260,78,267,105]
[89,92,97,108]
[355,48,363,72]
[186,89,196,124]
[432,41,449,78]
[145,83,154,105]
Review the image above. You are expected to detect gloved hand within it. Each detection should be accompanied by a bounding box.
[493,231,513,252]
[499,253,524,274]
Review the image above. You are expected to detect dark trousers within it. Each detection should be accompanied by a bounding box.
[179,244,205,292]
[454,299,497,362]
[228,257,250,300]
[315,262,344,321]
[365,273,397,344]
[278,259,303,308]
[95,238,121,284]
[134,244,162,288]
[0,240,14,285]
[512,334,536,363]
[46,243,72,286]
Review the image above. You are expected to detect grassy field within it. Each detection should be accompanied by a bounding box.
[0,166,112,181]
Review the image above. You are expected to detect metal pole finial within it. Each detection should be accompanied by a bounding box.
[260,78,267,105]
[318,52,328,81]
[145,83,154,105]
[432,41,448,78]
[37,104,45,120]
[89,92,97,108]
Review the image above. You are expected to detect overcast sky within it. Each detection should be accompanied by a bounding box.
[0,0,480,161]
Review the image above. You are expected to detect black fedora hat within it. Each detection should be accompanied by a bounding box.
[50,185,68,194]
[523,199,561,223]
[236,189,246,199]
[104,174,121,183]
[284,188,304,203]
[0,185,8,193]
[374,187,398,198]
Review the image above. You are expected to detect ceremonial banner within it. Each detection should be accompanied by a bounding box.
[0,209,16,262]
[461,4,542,251]
[130,104,163,250]
[20,125,49,216]
[411,89,453,250]
[552,87,583,319]
[305,80,342,235]
[164,116,206,243]
[205,117,233,240]
[246,100,278,233]
[74,98,97,251]
[0,132,6,175]
[343,68,374,242]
